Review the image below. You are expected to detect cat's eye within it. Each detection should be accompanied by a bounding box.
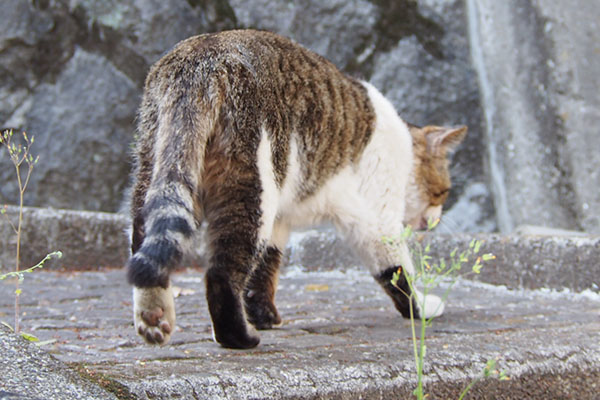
[434,188,449,198]
[431,188,449,205]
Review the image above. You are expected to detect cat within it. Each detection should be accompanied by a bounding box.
[126,29,467,349]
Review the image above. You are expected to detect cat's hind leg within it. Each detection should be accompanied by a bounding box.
[203,176,264,348]
[202,128,281,348]
[128,100,177,345]
[244,222,289,330]
[244,130,290,331]
[245,245,284,330]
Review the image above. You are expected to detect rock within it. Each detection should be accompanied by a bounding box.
[0,0,236,212]
[5,48,139,211]
[1,0,599,233]
[534,0,600,233]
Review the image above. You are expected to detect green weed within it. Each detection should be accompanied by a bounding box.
[0,129,62,339]
[386,219,507,399]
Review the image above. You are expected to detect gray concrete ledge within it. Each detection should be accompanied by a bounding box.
[1,207,599,294]
[0,206,128,271]
[1,268,599,399]
[1,207,598,398]
[286,228,600,292]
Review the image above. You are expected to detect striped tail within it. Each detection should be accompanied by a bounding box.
[127,77,214,289]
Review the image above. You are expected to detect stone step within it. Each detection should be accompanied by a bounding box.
[1,207,599,398]
[0,268,598,399]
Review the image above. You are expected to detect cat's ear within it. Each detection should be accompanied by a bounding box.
[426,126,467,155]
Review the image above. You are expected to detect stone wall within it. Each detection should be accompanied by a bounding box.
[1,0,598,233]
[468,0,600,233]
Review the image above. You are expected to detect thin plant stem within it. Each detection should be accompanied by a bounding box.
[408,293,421,399]
[1,130,35,334]
[13,145,25,334]
[458,378,480,400]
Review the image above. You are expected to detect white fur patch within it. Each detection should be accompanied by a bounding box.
[414,289,445,319]
[256,128,280,243]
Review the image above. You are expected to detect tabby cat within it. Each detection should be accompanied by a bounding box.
[127,30,466,349]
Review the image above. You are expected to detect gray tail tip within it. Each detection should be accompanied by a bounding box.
[127,254,169,289]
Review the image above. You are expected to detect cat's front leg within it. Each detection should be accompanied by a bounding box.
[374,266,445,320]
[133,284,176,344]
[375,240,444,320]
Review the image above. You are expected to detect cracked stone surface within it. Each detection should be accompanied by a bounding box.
[1,267,599,399]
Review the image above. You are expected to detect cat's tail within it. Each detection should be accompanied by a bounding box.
[127,79,219,289]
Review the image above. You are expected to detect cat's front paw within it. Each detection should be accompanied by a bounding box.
[414,290,445,319]
[133,285,176,345]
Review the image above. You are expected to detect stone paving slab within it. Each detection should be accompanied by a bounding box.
[1,267,599,399]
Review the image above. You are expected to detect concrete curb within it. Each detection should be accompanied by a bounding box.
[1,207,599,294]
[286,228,600,292]
[0,206,128,271]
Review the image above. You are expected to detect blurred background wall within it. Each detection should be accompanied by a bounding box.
[1,0,598,234]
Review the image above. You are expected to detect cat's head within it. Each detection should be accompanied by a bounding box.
[404,124,467,230]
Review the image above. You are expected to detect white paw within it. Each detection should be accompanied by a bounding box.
[414,289,445,319]
[133,285,176,345]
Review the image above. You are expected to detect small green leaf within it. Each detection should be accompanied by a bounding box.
[20,332,39,342]
[484,358,497,377]
[427,217,440,230]
[482,253,496,261]
[15,288,22,295]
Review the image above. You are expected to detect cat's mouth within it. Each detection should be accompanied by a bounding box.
[406,215,428,231]
[408,205,443,231]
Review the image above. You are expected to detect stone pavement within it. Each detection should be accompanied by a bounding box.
[1,267,599,399]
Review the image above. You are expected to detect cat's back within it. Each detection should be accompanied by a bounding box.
[145,30,376,195]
